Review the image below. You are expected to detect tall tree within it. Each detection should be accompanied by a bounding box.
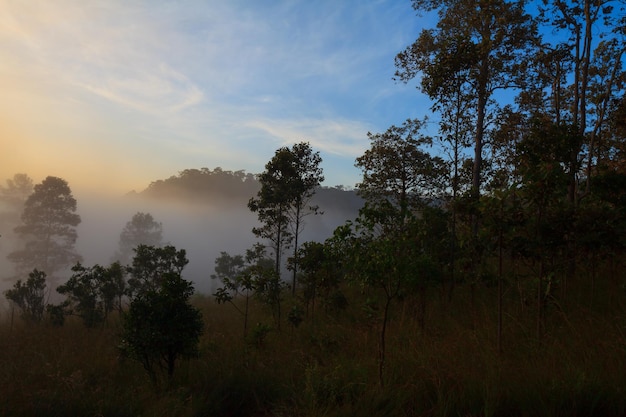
[285,142,324,295]
[395,0,538,201]
[8,176,81,279]
[538,0,626,201]
[114,212,163,265]
[249,156,293,280]
[349,121,447,386]
[249,142,324,294]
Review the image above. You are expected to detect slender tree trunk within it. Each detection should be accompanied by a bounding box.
[292,206,301,296]
[244,292,249,338]
[497,202,504,355]
[10,304,14,332]
[378,295,392,388]
[419,285,427,334]
[469,60,488,319]
[537,259,544,341]
[448,110,460,302]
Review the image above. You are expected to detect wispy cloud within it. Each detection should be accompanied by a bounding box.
[0,0,423,191]
[246,117,372,157]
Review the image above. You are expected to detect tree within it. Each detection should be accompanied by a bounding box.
[55,262,126,327]
[120,272,203,386]
[395,0,537,206]
[120,245,203,386]
[344,121,448,386]
[284,143,324,295]
[126,244,188,297]
[292,240,346,322]
[213,244,282,336]
[212,250,253,338]
[211,251,245,295]
[0,173,33,230]
[114,212,163,265]
[338,217,439,388]
[8,176,82,279]
[355,119,447,231]
[248,159,293,280]
[248,142,324,294]
[538,0,626,202]
[4,269,47,323]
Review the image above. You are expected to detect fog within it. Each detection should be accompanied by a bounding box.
[1,186,361,300]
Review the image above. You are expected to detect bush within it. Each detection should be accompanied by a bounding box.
[120,272,203,386]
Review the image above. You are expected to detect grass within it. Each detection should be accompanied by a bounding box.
[1,273,626,416]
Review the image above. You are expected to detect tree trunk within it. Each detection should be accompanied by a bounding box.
[292,206,300,296]
[497,202,504,355]
[378,295,392,388]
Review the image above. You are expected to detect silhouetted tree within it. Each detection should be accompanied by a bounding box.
[213,243,280,336]
[344,121,447,386]
[120,260,203,387]
[249,142,324,294]
[395,0,537,201]
[8,176,81,279]
[4,269,47,323]
[126,244,188,298]
[211,251,245,295]
[56,262,126,327]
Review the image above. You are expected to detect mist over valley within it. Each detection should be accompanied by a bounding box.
[1,168,362,296]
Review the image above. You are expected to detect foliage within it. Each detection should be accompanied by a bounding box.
[249,322,273,348]
[4,268,47,322]
[356,119,446,217]
[292,240,346,319]
[120,244,202,385]
[395,0,538,197]
[287,304,304,328]
[249,142,324,291]
[114,212,163,265]
[8,176,82,278]
[126,244,188,297]
[56,262,126,327]
[211,251,245,294]
[213,244,276,336]
[254,268,285,325]
[120,270,203,386]
[46,302,67,326]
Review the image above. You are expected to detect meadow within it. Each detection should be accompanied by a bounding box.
[1,269,625,417]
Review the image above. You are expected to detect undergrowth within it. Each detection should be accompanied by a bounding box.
[1,277,625,417]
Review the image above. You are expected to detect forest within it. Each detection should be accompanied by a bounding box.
[1,1,626,416]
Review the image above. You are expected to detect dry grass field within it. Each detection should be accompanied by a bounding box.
[1,275,625,417]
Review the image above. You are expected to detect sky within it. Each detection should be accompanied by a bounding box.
[0,0,431,195]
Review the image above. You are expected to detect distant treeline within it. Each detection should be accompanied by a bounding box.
[132,167,363,212]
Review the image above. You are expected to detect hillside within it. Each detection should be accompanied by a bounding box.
[133,167,363,214]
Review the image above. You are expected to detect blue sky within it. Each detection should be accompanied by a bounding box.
[0,0,432,195]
